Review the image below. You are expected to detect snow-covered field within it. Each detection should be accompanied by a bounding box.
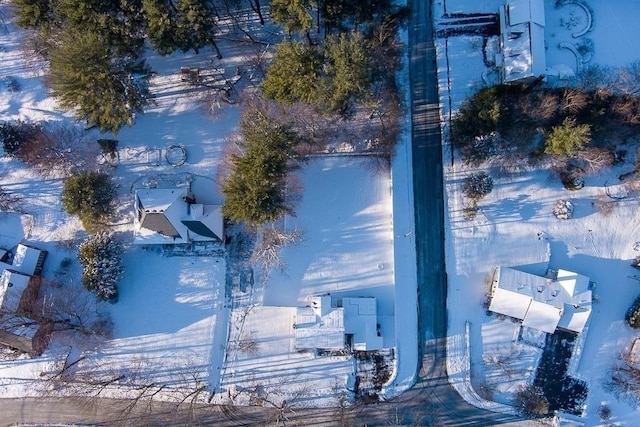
[437,0,640,424]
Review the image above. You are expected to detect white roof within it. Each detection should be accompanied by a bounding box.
[500,0,546,83]
[522,300,561,334]
[0,270,31,313]
[12,244,43,276]
[134,188,223,244]
[491,267,592,333]
[343,297,383,351]
[489,288,532,320]
[295,305,344,350]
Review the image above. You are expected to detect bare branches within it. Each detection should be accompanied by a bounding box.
[251,224,302,272]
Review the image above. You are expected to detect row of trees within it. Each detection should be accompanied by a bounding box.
[261,33,371,114]
[223,1,406,228]
[61,171,123,302]
[11,0,238,132]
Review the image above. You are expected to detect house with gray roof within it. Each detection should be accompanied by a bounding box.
[134,188,224,244]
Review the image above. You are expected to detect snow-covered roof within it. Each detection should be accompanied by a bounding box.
[490,266,592,333]
[11,244,46,276]
[0,269,31,313]
[522,300,561,334]
[343,297,383,351]
[508,0,544,26]
[500,0,546,83]
[134,188,223,244]
[294,295,384,351]
[295,304,345,350]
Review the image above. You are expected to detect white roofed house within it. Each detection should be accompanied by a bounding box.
[294,295,383,352]
[134,188,224,245]
[0,247,50,356]
[499,0,546,83]
[489,267,592,334]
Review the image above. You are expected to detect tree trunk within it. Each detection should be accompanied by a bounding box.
[250,0,264,25]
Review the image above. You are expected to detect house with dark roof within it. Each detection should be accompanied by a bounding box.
[134,188,224,244]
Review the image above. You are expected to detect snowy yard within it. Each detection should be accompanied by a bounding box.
[0,0,237,402]
[0,0,410,409]
[437,0,640,423]
[218,156,398,407]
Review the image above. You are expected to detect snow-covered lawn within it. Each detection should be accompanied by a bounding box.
[218,156,398,406]
[437,0,640,423]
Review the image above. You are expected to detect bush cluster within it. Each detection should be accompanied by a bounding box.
[463,172,494,200]
[78,232,123,303]
[0,120,41,156]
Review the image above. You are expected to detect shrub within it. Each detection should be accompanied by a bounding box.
[0,120,40,156]
[78,232,123,303]
[625,295,640,328]
[97,139,118,159]
[559,165,585,191]
[513,384,550,417]
[61,172,116,232]
[545,117,591,157]
[463,172,494,200]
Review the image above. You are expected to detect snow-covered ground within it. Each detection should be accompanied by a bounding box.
[436,0,640,424]
[0,1,416,408]
[0,0,237,402]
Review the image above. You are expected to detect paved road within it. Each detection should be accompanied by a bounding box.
[1,1,532,426]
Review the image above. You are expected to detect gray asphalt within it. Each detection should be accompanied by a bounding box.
[1,1,534,426]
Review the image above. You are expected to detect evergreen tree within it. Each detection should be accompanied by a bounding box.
[269,0,314,35]
[11,0,53,28]
[175,0,217,55]
[52,0,145,56]
[222,110,298,226]
[545,117,591,157]
[61,171,116,232]
[49,30,151,133]
[142,0,180,55]
[78,232,123,303]
[261,41,323,106]
[324,32,371,113]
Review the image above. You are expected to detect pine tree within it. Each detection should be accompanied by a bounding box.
[49,30,151,133]
[222,110,298,226]
[61,171,116,232]
[324,33,371,113]
[270,0,314,35]
[11,0,53,28]
[545,117,591,157]
[78,232,123,303]
[261,41,324,106]
[142,0,180,55]
[175,0,218,55]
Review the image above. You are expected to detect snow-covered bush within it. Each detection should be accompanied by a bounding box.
[553,199,574,219]
[463,172,494,200]
[78,232,123,303]
[625,295,640,328]
[0,120,40,156]
[513,384,549,417]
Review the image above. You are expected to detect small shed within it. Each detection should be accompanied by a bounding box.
[12,244,47,276]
